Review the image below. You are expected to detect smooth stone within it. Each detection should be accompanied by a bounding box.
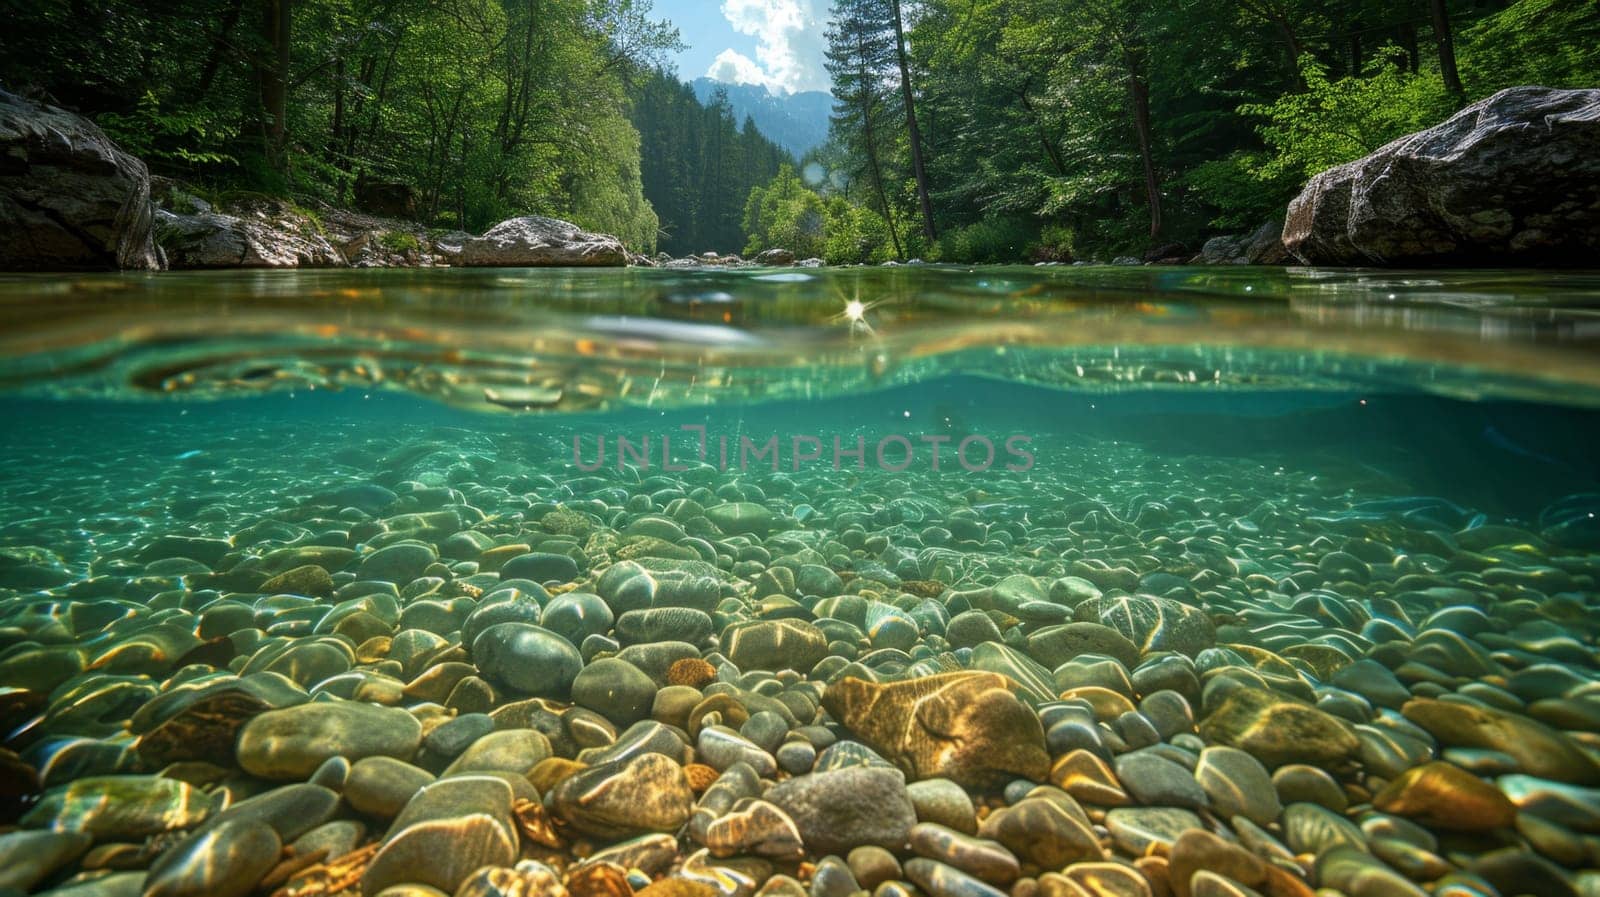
[704,799,805,859]
[1195,746,1281,826]
[345,757,435,818]
[617,608,714,646]
[1271,764,1347,812]
[848,846,902,890]
[725,620,829,673]
[551,752,695,837]
[908,823,1020,885]
[981,796,1103,867]
[705,502,777,537]
[1199,686,1359,768]
[204,782,341,842]
[0,830,92,892]
[1283,802,1366,855]
[1115,752,1208,810]
[1403,697,1600,784]
[236,701,422,779]
[444,728,552,776]
[572,658,659,727]
[1315,846,1427,897]
[1373,761,1517,831]
[1105,807,1203,855]
[143,818,281,897]
[500,552,581,583]
[361,776,518,897]
[822,673,1049,788]
[471,623,582,698]
[904,858,1009,897]
[22,775,210,840]
[907,778,979,834]
[1469,847,1580,897]
[359,543,437,583]
[1049,749,1131,807]
[1500,774,1600,832]
[766,766,917,854]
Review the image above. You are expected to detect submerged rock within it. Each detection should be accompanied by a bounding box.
[235,701,422,779]
[767,766,917,854]
[822,673,1049,787]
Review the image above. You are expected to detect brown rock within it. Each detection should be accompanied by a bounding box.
[1372,761,1518,831]
[1402,697,1600,785]
[822,673,1049,788]
[1198,687,1358,769]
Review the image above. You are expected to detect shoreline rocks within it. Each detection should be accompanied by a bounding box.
[1284,85,1600,266]
[0,88,161,271]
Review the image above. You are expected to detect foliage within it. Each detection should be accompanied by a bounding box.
[1458,0,1600,92]
[378,231,421,254]
[932,218,1037,264]
[98,92,237,168]
[1244,56,1455,184]
[803,0,1600,262]
[1,0,682,250]
[742,165,896,264]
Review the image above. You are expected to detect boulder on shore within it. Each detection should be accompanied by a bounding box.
[1283,86,1600,266]
[460,215,627,266]
[0,88,161,271]
[157,205,345,269]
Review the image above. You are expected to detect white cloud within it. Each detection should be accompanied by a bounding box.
[707,49,777,90]
[705,0,829,94]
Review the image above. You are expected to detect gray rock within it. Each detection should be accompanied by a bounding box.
[1284,86,1600,266]
[766,766,917,854]
[0,88,161,270]
[1115,751,1209,810]
[572,657,659,727]
[143,818,281,897]
[460,216,627,266]
[236,701,422,779]
[156,204,345,268]
[0,830,92,892]
[471,622,582,697]
[361,776,519,897]
[755,248,796,265]
[1195,746,1281,826]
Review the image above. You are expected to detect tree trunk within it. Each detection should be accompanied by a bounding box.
[889,0,936,242]
[258,0,291,169]
[1430,0,1464,97]
[330,56,345,153]
[1128,74,1162,239]
[1400,22,1420,72]
[1019,92,1067,176]
[863,100,904,259]
[1276,19,1307,89]
[197,0,246,99]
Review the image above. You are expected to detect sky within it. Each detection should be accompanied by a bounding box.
[654,0,832,95]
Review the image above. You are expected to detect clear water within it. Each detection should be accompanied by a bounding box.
[3,266,1600,897]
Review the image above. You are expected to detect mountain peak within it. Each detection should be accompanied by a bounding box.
[690,78,832,157]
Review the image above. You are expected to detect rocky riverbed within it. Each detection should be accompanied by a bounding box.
[3,400,1600,897]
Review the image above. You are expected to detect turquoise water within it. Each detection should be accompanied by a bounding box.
[2,266,1600,897]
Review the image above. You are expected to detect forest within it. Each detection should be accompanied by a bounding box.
[3,0,1596,262]
[752,0,1600,263]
